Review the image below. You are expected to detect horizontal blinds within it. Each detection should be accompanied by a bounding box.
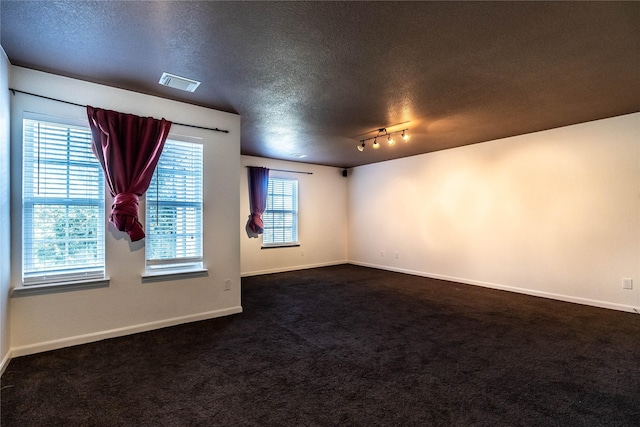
[263,178,298,245]
[146,139,203,268]
[22,118,105,283]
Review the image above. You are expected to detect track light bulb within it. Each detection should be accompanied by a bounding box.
[356,128,408,153]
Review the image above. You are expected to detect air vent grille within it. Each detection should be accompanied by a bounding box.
[158,72,201,92]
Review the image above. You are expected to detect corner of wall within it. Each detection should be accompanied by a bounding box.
[240,155,349,276]
[0,46,12,374]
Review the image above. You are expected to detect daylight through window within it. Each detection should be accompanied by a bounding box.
[263,177,298,247]
[22,117,105,284]
[145,138,204,273]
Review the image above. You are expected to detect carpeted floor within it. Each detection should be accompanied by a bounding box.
[2,264,639,426]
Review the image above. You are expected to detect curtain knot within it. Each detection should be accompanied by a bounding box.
[111,192,145,241]
[249,213,264,234]
[246,166,270,238]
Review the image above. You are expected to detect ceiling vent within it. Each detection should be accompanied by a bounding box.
[158,72,201,92]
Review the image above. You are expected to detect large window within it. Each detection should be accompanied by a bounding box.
[263,177,298,247]
[22,116,105,284]
[145,138,204,273]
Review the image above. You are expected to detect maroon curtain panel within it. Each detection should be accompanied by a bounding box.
[87,106,172,242]
[246,166,270,238]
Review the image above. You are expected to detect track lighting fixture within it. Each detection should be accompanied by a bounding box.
[356,127,409,152]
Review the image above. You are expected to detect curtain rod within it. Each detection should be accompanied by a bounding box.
[246,166,313,175]
[9,88,230,134]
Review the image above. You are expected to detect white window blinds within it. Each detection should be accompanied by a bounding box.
[22,117,105,284]
[263,177,298,246]
[145,138,203,272]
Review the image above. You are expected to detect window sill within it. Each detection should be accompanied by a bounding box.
[141,268,209,283]
[12,278,110,297]
[261,243,300,249]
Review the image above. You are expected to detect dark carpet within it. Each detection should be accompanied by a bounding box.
[2,264,639,426]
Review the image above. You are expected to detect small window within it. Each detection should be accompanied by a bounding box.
[145,138,204,274]
[262,177,298,247]
[22,117,105,285]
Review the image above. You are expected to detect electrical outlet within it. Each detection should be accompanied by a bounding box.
[622,278,633,290]
[224,279,231,291]
[380,250,384,257]
[301,250,305,257]
[395,251,399,259]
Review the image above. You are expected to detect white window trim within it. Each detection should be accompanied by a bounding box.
[261,176,299,248]
[20,113,107,290]
[144,134,204,275]
[141,268,208,283]
[12,277,110,297]
[261,243,301,249]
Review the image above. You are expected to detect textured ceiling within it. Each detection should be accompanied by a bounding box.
[1,1,639,168]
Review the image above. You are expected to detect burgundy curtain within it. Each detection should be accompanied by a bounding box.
[87,106,172,242]
[246,166,270,238]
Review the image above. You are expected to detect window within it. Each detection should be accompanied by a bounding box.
[145,138,204,273]
[22,116,105,285]
[262,177,298,247]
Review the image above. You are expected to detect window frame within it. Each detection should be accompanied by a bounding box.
[143,135,205,277]
[20,113,106,287]
[262,176,299,248]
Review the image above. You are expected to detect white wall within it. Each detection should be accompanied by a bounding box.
[240,155,348,276]
[9,67,242,356]
[348,114,640,312]
[0,48,11,373]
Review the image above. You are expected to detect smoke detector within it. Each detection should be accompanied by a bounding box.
[158,72,201,92]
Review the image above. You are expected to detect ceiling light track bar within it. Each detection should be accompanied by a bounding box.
[245,166,313,175]
[357,127,409,152]
[9,88,230,134]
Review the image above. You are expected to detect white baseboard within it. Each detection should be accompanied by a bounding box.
[1,349,12,376]
[241,260,348,277]
[10,306,243,358]
[7,262,637,364]
[349,261,640,314]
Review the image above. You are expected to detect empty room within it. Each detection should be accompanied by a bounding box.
[1,2,639,426]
